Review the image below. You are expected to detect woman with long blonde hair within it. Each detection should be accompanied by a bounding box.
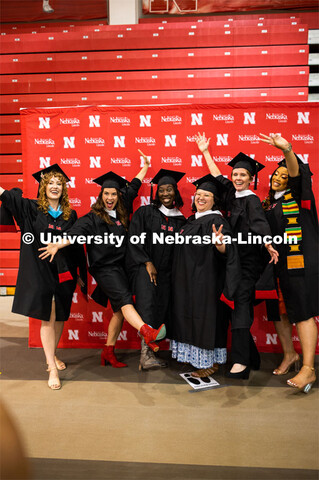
[0,164,86,390]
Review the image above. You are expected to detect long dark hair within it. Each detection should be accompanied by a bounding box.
[152,184,184,209]
[262,166,288,211]
[91,189,128,229]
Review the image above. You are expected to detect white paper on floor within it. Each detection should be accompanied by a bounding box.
[180,372,220,390]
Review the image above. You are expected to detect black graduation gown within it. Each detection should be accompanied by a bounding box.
[170,212,240,351]
[126,204,186,329]
[68,178,142,312]
[217,175,272,329]
[265,165,319,323]
[0,188,82,322]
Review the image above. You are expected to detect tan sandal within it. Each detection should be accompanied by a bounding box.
[273,354,300,376]
[287,365,316,393]
[191,364,219,378]
[47,366,61,390]
[54,356,67,371]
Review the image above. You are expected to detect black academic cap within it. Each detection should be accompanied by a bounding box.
[192,174,226,196]
[150,169,185,201]
[276,154,305,168]
[228,152,265,190]
[32,163,70,183]
[151,169,185,187]
[93,171,128,190]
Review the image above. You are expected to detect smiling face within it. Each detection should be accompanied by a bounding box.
[231,168,252,192]
[158,184,175,209]
[45,176,63,202]
[102,187,118,210]
[271,166,288,192]
[194,189,214,212]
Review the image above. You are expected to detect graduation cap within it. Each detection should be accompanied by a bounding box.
[192,174,226,197]
[228,152,265,190]
[32,163,70,184]
[93,171,128,191]
[150,169,185,200]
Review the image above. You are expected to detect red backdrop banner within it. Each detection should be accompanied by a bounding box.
[20,103,319,353]
[142,0,318,14]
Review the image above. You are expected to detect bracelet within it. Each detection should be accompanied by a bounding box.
[282,143,292,154]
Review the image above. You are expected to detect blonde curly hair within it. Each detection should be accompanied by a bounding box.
[37,171,72,220]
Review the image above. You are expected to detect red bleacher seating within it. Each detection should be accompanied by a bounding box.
[139,11,319,29]
[0,45,309,75]
[0,135,22,153]
[1,250,19,268]
[0,156,23,174]
[0,175,23,190]
[0,67,309,95]
[0,232,21,250]
[0,24,308,54]
[0,88,308,115]
[0,268,18,286]
[0,115,21,134]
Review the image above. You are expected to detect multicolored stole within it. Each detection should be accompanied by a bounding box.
[282,190,304,274]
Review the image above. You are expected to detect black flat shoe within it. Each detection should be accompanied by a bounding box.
[225,366,250,379]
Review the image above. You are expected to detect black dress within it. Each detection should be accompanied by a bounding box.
[264,164,319,323]
[170,211,240,369]
[126,204,186,329]
[68,178,142,313]
[216,176,272,367]
[0,188,82,322]
[217,176,272,329]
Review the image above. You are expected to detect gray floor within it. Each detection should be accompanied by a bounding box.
[1,297,318,480]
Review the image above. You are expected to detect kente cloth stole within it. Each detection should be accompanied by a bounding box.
[282,191,304,273]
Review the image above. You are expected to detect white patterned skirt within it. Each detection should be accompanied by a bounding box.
[170,340,227,369]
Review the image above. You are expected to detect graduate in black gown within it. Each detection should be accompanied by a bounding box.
[40,164,167,369]
[126,169,185,370]
[259,133,318,393]
[170,174,240,376]
[0,164,86,390]
[195,133,278,379]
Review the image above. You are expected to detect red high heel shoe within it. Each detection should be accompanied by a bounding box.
[101,346,127,368]
[139,324,166,353]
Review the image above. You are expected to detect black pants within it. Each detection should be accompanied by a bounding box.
[231,328,260,368]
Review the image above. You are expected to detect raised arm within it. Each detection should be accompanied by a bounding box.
[259,133,299,178]
[195,132,222,177]
[134,150,151,182]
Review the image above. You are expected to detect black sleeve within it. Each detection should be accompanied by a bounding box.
[63,210,88,294]
[67,212,95,238]
[0,188,35,230]
[127,207,151,265]
[287,160,314,205]
[216,175,233,192]
[122,178,142,214]
[247,196,272,238]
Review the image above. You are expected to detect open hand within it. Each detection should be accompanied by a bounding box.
[38,243,59,262]
[259,133,290,152]
[194,132,210,153]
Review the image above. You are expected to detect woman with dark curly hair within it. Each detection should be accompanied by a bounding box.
[40,160,167,370]
[260,133,318,393]
[0,164,86,390]
[126,169,186,370]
